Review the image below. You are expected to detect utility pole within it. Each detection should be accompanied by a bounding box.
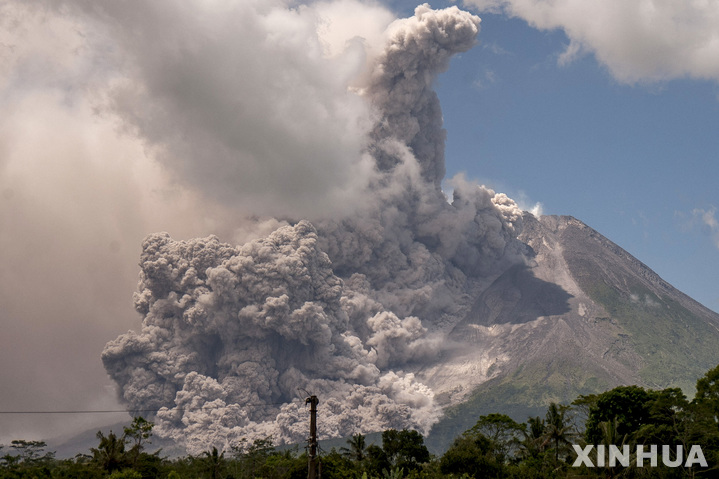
[306,395,319,479]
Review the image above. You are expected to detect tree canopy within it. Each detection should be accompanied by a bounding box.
[3,363,719,478]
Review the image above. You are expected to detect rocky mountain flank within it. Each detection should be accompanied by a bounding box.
[422,213,719,451]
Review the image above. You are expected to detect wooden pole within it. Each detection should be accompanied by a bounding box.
[306,395,319,479]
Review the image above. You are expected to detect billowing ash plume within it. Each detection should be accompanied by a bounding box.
[102,3,525,453]
[317,4,523,320]
[103,222,438,452]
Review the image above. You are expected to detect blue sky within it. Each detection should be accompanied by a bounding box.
[389,1,719,313]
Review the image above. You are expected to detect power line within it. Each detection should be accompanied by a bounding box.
[0,402,291,415]
[0,410,146,415]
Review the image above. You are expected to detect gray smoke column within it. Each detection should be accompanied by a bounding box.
[317,5,523,319]
[103,4,525,453]
[368,4,480,186]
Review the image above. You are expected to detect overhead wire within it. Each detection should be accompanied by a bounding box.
[0,401,293,415]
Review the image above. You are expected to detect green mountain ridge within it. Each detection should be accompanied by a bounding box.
[423,214,719,452]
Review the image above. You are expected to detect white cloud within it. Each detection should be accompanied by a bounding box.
[693,207,719,250]
[473,69,498,89]
[463,0,719,83]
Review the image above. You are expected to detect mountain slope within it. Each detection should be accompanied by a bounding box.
[422,214,719,452]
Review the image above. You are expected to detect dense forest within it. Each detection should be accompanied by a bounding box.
[3,363,719,479]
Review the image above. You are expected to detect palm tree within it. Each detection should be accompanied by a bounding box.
[90,431,128,473]
[520,416,546,458]
[203,447,225,479]
[341,433,367,464]
[541,402,575,465]
[599,417,631,478]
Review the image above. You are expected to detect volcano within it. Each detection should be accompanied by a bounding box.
[423,213,719,451]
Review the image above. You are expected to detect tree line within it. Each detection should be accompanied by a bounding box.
[2,363,719,478]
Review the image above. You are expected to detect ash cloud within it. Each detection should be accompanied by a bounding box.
[96,2,526,453]
[103,222,439,452]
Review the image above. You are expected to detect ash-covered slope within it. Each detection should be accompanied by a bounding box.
[424,213,719,451]
[523,214,719,389]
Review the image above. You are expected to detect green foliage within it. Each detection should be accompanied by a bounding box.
[91,430,129,473]
[108,469,142,479]
[542,402,575,465]
[201,447,225,479]
[316,449,357,479]
[440,433,502,478]
[341,433,367,463]
[124,416,154,460]
[518,416,546,459]
[9,440,54,464]
[381,465,404,479]
[695,363,719,421]
[467,413,526,462]
[585,385,656,444]
[362,443,390,478]
[230,436,278,478]
[86,416,162,478]
[6,365,719,478]
[260,450,306,479]
[381,429,430,472]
